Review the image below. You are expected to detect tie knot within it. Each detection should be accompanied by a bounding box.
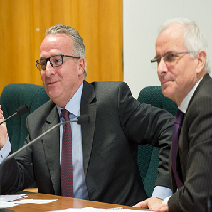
[61,109,70,121]
[174,109,184,125]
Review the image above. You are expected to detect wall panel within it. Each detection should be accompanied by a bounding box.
[0,0,123,93]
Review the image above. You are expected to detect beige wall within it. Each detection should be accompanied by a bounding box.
[123,0,212,98]
[0,0,123,93]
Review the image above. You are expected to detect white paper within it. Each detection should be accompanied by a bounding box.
[48,207,153,212]
[15,198,58,204]
[0,195,57,209]
[0,201,18,209]
[0,194,26,202]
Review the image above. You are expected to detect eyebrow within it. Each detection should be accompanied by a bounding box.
[40,54,61,59]
[154,51,176,58]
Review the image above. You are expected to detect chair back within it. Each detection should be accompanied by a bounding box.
[137,86,177,197]
[0,83,50,152]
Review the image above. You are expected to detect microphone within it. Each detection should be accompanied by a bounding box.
[5,115,90,159]
[0,114,89,195]
[0,104,29,125]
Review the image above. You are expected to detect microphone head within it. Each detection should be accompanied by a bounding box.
[16,104,29,116]
[77,115,90,124]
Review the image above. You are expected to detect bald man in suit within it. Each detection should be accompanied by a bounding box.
[135,18,212,212]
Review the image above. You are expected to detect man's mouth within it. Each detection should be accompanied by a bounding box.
[47,81,59,86]
[162,80,170,84]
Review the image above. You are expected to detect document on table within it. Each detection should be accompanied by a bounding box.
[0,194,26,202]
[48,207,153,212]
[14,198,58,204]
[0,194,58,209]
[0,194,27,208]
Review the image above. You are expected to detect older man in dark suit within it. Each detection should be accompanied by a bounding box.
[0,24,174,207]
[135,18,212,212]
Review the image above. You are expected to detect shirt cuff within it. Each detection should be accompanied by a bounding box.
[162,196,171,205]
[0,137,11,164]
[152,186,173,200]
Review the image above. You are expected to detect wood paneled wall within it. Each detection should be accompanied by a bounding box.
[0,0,123,93]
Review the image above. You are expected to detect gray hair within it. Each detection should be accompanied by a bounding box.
[46,24,87,78]
[158,18,210,73]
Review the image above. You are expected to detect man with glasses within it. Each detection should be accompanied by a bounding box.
[0,24,174,206]
[135,18,212,211]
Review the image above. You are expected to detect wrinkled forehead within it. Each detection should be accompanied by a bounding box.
[40,34,73,56]
[156,25,185,54]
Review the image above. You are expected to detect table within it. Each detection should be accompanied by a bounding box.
[4,189,148,212]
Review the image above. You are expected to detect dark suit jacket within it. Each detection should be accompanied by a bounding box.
[1,81,173,206]
[168,74,212,211]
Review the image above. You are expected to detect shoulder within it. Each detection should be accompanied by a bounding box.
[88,80,128,89]
[88,81,131,95]
[27,100,56,122]
[186,77,212,125]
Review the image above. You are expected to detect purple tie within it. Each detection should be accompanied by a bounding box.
[61,109,74,197]
[171,109,184,189]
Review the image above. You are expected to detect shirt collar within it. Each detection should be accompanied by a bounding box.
[179,78,203,113]
[57,83,83,117]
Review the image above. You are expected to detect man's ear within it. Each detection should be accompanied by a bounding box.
[77,57,85,76]
[196,50,207,74]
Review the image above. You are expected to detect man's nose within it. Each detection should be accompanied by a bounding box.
[45,61,56,77]
[157,58,167,75]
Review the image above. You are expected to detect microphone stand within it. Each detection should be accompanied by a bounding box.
[0,120,77,212]
[0,104,29,126]
[3,119,77,162]
[0,113,17,125]
[0,115,89,198]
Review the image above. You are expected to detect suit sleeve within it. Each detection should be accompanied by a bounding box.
[0,133,34,194]
[118,82,174,189]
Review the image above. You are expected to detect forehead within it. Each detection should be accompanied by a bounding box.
[156,24,186,54]
[40,34,73,56]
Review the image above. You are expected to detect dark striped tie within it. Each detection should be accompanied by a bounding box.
[171,109,184,189]
[61,109,74,197]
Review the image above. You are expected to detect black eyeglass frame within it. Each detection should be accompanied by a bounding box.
[151,51,193,65]
[36,54,80,71]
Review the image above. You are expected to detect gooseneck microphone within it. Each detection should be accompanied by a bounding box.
[0,114,89,196]
[0,104,29,125]
[6,115,90,159]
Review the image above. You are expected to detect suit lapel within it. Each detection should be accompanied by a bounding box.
[42,105,61,195]
[80,81,97,177]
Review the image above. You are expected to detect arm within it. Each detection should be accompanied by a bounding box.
[118,82,174,191]
[0,117,34,194]
[134,192,171,211]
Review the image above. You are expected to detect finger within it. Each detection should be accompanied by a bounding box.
[0,112,4,118]
[133,200,148,208]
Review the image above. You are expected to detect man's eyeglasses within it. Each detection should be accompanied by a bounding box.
[36,54,80,71]
[151,51,192,67]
